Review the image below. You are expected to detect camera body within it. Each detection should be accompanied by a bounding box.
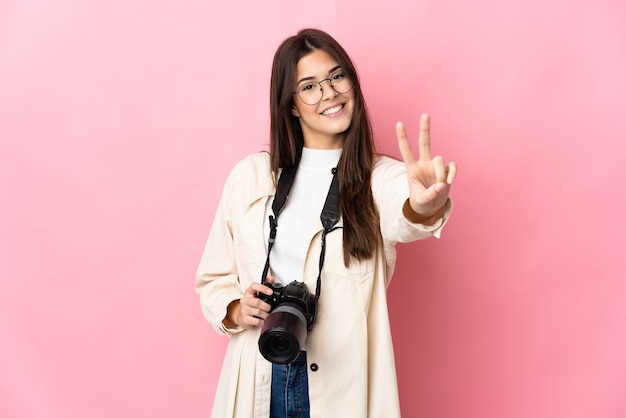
[258,280,317,364]
[258,280,316,328]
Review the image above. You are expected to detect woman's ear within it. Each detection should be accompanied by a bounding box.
[291,105,300,117]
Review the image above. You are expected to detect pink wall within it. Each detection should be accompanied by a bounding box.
[1,1,625,417]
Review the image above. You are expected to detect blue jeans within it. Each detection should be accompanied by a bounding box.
[270,352,310,418]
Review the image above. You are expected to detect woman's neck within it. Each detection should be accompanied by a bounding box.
[303,133,345,150]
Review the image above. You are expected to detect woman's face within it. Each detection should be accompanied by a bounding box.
[292,49,355,149]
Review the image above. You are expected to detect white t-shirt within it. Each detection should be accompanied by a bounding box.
[264,147,342,285]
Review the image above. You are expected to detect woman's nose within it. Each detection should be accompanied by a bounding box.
[319,79,338,100]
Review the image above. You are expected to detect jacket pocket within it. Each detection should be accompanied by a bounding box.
[318,228,374,284]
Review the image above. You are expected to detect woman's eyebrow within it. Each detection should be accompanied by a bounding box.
[297,65,342,85]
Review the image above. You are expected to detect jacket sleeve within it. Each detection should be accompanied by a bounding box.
[195,168,245,336]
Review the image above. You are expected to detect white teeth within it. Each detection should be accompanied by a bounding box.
[322,104,343,115]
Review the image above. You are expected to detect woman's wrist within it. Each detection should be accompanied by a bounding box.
[223,299,241,329]
[402,199,446,226]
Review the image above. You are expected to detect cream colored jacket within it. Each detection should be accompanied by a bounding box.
[196,152,452,418]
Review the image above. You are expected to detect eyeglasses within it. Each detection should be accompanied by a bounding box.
[293,72,353,105]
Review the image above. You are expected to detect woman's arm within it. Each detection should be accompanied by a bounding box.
[195,156,276,334]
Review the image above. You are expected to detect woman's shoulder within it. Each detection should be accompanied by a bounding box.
[373,154,401,168]
[224,152,274,197]
[229,151,272,178]
[233,151,271,168]
[372,154,404,178]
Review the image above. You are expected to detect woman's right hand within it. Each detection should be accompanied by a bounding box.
[224,277,276,329]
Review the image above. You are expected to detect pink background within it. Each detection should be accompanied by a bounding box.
[1,1,625,417]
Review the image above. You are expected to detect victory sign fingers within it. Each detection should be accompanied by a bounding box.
[395,113,457,217]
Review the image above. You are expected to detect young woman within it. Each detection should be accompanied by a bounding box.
[196,28,457,418]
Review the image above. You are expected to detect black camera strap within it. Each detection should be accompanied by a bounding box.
[261,165,297,285]
[316,168,341,300]
[261,165,341,304]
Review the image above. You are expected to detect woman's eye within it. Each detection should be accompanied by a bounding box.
[332,73,345,81]
[301,83,317,92]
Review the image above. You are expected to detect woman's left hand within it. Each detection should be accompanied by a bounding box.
[396,113,457,222]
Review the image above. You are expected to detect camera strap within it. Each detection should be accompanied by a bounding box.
[261,165,341,304]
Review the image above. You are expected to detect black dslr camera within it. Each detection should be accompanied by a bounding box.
[257,280,317,364]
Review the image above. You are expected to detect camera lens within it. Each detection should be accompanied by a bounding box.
[258,303,307,364]
[271,335,292,354]
[259,330,300,363]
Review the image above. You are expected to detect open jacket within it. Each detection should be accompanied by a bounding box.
[196,152,452,418]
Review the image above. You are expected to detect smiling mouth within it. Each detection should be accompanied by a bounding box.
[321,104,344,116]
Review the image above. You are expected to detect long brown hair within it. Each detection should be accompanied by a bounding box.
[269,28,380,265]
